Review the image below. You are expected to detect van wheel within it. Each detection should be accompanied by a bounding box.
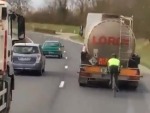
[42,66,45,73]
[42,68,45,73]
[37,69,43,76]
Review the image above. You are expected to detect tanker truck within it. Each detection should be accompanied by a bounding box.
[78,13,142,89]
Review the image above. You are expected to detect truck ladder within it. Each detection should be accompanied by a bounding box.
[119,16,134,67]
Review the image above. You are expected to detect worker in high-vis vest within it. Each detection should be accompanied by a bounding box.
[108,53,120,91]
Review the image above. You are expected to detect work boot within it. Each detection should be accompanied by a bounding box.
[116,87,119,92]
[109,80,111,86]
[109,81,112,88]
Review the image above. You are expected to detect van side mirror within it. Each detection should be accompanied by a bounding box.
[18,16,25,40]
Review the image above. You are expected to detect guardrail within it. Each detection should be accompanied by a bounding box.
[0,81,7,112]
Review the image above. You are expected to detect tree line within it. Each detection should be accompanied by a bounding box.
[8,0,150,39]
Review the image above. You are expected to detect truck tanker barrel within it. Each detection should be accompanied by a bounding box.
[79,13,141,88]
[83,13,136,67]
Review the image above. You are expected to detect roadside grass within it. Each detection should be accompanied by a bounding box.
[136,39,150,68]
[138,45,150,68]
[70,35,84,43]
[26,23,79,34]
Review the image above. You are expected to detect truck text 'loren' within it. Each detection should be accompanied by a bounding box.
[90,36,129,45]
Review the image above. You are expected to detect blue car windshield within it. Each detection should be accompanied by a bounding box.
[13,46,39,54]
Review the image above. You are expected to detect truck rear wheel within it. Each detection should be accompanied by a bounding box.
[130,81,139,90]
[78,77,88,87]
[79,83,86,87]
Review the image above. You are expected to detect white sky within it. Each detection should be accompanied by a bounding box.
[30,0,46,9]
[30,0,79,10]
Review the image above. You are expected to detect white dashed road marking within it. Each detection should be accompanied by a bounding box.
[65,65,68,69]
[59,81,65,88]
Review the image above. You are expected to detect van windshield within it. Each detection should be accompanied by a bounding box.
[13,46,39,54]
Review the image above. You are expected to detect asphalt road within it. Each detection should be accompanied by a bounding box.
[10,32,150,113]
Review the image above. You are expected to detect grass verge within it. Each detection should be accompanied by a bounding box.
[26,23,79,34]
[136,39,150,68]
[70,35,84,43]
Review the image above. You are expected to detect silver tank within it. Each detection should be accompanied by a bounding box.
[84,13,135,66]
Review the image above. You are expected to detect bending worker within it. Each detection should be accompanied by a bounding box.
[108,53,120,91]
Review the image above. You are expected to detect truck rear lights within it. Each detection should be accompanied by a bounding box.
[80,72,91,77]
[129,76,140,80]
[80,68,85,71]
[99,58,108,65]
[136,69,140,75]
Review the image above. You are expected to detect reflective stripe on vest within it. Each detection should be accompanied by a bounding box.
[108,58,120,66]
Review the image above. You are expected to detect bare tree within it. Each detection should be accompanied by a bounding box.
[73,0,88,16]
[54,0,68,23]
[7,0,31,14]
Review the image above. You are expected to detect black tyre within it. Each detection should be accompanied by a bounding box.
[37,69,43,76]
[78,77,87,87]
[42,68,45,73]
[79,82,86,87]
[131,82,139,90]
[58,54,62,59]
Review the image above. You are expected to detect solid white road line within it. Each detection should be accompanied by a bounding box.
[127,99,135,113]
[65,57,68,59]
[59,81,65,88]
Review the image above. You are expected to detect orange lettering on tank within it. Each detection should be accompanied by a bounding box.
[108,36,117,45]
[99,36,107,45]
[91,36,129,46]
[91,36,98,44]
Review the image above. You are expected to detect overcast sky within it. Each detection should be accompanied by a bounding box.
[31,0,46,9]
[30,0,77,10]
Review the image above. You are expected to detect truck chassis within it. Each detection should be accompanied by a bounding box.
[78,65,142,89]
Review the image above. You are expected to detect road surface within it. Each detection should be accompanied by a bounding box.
[10,32,150,113]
